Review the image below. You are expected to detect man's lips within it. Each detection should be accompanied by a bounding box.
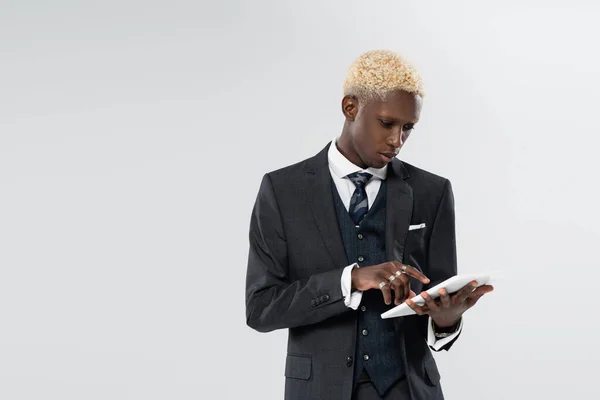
[380,152,398,158]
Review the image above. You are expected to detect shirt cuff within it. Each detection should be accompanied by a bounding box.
[427,316,463,351]
[341,263,363,309]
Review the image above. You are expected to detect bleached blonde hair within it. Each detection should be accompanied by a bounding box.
[343,49,425,101]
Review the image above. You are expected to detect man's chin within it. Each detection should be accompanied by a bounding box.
[378,152,396,165]
[369,157,390,169]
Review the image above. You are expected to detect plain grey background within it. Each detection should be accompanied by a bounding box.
[1,0,599,399]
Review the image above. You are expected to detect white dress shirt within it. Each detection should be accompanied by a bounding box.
[327,138,462,351]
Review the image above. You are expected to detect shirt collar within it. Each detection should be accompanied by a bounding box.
[327,137,388,181]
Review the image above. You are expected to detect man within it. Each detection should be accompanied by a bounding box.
[245,49,494,400]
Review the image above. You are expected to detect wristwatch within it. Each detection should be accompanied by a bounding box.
[432,319,460,338]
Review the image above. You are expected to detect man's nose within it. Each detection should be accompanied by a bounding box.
[387,129,403,148]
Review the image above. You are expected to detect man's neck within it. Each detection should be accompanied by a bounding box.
[336,133,366,169]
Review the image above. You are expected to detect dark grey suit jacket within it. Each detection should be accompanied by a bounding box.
[245,142,460,400]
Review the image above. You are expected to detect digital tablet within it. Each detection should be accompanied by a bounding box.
[380,274,492,319]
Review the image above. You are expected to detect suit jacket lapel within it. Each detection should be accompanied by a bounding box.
[305,143,349,269]
[385,159,415,340]
[385,158,413,264]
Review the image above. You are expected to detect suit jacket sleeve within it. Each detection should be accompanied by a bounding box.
[245,173,349,333]
[418,178,462,351]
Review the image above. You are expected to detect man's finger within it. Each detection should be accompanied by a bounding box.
[464,285,494,307]
[385,264,411,304]
[390,276,404,305]
[452,280,478,304]
[386,262,406,282]
[405,299,428,315]
[422,292,439,312]
[392,262,430,285]
[380,282,393,305]
[438,289,451,308]
[470,285,494,297]
[477,284,494,294]
[399,274,410,303]
[465,291,487,308]
[404,266,430,285]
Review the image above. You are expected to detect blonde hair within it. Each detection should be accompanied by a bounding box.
[343,49,425,101]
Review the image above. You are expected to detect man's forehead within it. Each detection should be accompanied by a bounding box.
[365,91,422,120]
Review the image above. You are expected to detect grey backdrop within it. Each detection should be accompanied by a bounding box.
[1,0,599,399]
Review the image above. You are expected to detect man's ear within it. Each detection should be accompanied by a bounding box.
[341,95,359,121]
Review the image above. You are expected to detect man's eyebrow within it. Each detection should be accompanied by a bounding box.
[377,114,400,121]
[377,114,419,124]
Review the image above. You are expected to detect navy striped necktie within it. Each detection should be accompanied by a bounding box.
[346,172,373,225]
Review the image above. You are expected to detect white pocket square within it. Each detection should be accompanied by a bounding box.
[408,223,426,231]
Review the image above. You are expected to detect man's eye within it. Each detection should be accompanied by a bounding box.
[379,120,393,128]
[403,124,414,131]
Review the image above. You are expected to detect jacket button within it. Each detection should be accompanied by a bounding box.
[323,295,329,301]
[346,356,353,367]
[358,256,364,262]
[357,233,363,239]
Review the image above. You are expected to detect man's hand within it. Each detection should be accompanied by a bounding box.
[405,280,494,327]
[351,261,430,305]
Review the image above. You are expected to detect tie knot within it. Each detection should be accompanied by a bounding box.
[347,172,373,188]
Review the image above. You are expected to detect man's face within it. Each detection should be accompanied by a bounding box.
[341,89,422,169]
